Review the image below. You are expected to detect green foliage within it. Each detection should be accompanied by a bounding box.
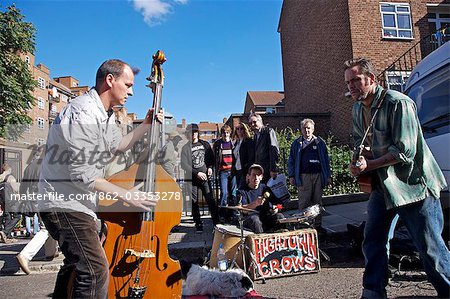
[323,135,359,195]
[276,127,299,196]
[0,5,37,140]
[276,128,359,196]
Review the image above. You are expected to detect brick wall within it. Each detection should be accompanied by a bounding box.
[348,0,443,71]
[278,0,445,145]
[279,0,354,144]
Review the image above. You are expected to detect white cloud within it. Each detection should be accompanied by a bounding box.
[130,0,188,26]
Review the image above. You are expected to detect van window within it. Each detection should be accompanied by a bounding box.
[406,65,450,139]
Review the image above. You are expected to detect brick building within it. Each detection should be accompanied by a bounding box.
[54,76,89,97]
[278,0,449,144]
[244,91,286,115]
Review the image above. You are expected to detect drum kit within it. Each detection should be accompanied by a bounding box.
[209,204,327,274]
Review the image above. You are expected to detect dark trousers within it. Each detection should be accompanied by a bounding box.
[1,212,21,237]
[41,211,109,299]
[243,212,285,233]
[191,180,219,226]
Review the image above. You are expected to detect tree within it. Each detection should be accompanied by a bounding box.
[0,5,37,140]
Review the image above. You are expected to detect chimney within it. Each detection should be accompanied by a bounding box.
[181,118,186,128]
[223,117,227,124]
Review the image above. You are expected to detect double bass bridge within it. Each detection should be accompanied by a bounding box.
[125,248,155,258]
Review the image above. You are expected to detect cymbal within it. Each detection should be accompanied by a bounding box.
[224,205,259,214]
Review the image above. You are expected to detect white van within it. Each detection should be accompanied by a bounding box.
[404,42,450,203]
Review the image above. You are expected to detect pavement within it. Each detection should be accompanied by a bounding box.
[0,197,369,275]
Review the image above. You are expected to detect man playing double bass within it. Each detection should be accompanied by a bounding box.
[39,59,161,298]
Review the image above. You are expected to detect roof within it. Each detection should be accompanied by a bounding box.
[198,122,222,132]
[49,80,72,94]
[247,91,285,106]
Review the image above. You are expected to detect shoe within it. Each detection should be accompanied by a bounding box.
[195,224,204,234]
[16,254,31,275]
[43,252,60,261]
[0,231,8,243]
[0,231,15,243]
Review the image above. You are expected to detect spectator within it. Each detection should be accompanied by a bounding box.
[248,112,279,183]
[181,123,220,233]
[288,118,330,230]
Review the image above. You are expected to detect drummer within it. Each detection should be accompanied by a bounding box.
[235,164,285,233]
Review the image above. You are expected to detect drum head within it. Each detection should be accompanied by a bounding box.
[303,204,321,218]
[215,224,254,236]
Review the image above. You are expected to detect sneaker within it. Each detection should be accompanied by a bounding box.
[16,254,31,275]
[0,231,7,243]
[195,224,204,234]
[0,231,15,243]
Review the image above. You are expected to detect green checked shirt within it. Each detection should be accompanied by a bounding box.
[352,85,447,209]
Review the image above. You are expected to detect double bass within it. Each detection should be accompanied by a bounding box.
[100,50,183,298]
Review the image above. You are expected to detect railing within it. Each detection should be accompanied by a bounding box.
[378,26,449,89]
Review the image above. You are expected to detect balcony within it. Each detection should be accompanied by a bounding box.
[49,95,60,103]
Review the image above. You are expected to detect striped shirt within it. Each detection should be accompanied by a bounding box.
[219,141,233,172]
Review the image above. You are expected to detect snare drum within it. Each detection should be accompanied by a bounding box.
[209,224,254,269]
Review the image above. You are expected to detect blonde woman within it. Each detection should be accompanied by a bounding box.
[232,123,255,189]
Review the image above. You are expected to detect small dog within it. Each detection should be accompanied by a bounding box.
[182,263,254,297]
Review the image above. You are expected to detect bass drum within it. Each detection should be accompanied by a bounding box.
[209,224,254,269]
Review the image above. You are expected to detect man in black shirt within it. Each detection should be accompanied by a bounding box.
[181,124,219,233]
[236,164,284,233]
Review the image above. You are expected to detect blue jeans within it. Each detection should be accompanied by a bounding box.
[218,171,236,207]
[362,188,450,298]
[25,213,40,234]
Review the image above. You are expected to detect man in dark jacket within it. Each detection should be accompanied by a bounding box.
[287,118,330,229]
[248,113,279,183]
[181,124,219,233]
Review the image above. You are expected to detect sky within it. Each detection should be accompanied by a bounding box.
[3,0,284,125]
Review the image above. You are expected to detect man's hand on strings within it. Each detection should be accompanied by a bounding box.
[124,183,159,211]
[143,108,164,125]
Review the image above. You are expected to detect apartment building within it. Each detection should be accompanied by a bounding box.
[278,0,449,144]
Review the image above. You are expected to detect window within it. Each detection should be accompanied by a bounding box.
[428,11,450,47]
[61,94,68,103]
[37,138,46,146]
[37,117,45,129]
[24,123,31,133]
[51,104,57,113]
[25,56,30,65]
[37,77,45,89]
[386,70,411,92]
[266,107,276,114]
[38,97,45,109]
[380,3,413,39]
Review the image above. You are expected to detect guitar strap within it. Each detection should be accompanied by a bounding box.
[356,89,388,157]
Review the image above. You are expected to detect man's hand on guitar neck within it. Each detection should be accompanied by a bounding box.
[349,156,368,176]
[349,152,397,177]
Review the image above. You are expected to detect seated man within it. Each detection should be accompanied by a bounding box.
[235,164,285,233]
